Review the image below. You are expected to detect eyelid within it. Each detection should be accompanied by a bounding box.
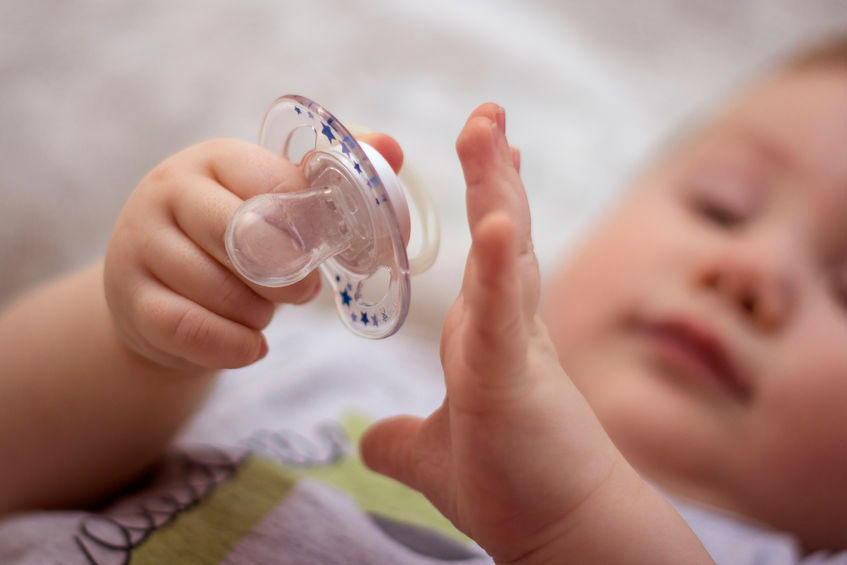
[686,163,766,221]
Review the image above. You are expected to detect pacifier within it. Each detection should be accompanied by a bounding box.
[225,95,439,338]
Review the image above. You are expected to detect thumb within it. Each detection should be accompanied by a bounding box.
[360,415,423,490]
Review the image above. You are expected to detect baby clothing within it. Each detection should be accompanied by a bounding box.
[1,308,490,564]
[1,421,489,564]
[672,498,847,564]
[1,308,845,564]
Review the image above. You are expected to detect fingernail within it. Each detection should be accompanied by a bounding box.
[512,147,521,172]
[257,338,269,360]
[491,119,507,151]
[495,106,506,134]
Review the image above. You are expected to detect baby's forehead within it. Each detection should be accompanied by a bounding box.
[669,69,847,218]
[717,69,847,185]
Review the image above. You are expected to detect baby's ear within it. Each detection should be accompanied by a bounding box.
[356,133,404,174]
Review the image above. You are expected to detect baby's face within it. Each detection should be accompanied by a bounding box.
[541,66,847,549]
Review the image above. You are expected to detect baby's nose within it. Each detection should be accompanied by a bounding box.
[693,240,796,331]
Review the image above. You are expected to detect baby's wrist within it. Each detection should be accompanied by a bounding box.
[495,458,651,565]
[505,462,708,565]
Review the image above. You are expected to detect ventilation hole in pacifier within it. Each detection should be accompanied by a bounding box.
[358,267,391,306]
[283,125,317,165]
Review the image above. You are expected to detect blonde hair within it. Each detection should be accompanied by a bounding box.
[785,33,847,72]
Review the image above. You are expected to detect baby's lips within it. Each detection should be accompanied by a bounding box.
[635,312,752,401]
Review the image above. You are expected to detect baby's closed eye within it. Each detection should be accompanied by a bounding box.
[827,262,847,310]
[683,165,765,229]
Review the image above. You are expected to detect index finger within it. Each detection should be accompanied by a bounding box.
[456,104,532,254]
[166,139,319,303]
[170,135,404,300]
[190,137,309,198]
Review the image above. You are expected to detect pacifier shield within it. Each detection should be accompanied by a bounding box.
[227,95,412,338]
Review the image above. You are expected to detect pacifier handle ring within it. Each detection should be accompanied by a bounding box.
[346,123,440,275]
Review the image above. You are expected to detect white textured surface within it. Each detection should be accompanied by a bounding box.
[2,1,846,336]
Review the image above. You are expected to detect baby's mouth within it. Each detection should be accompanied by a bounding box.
[634,317,751,402]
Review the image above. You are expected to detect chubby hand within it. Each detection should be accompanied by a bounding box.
[105,135,402,369]
[361,105,626,563]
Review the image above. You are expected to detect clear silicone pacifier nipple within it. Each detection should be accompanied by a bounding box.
[225,95,439,338]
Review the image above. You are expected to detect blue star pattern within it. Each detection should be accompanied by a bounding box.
[334,273,392,332]
[281,98,403,337]
[321,123,336,143]
[340,135,353,156]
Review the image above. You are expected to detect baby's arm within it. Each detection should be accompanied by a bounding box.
[362,105,711,563]
[0,136,402,514]
[0,261,220,513]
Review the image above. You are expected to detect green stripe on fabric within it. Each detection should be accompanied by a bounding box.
[284,413,469,544]
[131,457,296,565]
[134,413,468,563]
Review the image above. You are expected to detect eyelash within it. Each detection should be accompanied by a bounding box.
[829,266,847,309]
[690,195,745,228]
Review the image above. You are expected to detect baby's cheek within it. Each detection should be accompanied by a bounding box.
[542,260,621,371]
[744,353,847,490]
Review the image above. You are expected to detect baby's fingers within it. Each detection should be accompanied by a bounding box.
[360,415,425,491]
[462,211,527,380]
[131,281,267,369]
[456,104,531,252]
[143,227,275,330]
[169,173,321,304]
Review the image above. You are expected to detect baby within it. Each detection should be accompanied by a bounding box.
[2,35,847,564]
[541,37,847,555]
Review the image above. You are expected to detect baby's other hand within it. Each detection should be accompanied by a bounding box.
[105,135,402,369]
[362,106,626,563]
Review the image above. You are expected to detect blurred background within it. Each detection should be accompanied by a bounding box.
[2,1,846,340]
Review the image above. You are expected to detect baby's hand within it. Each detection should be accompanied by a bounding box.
[105,136,402,369]
[361,105,626,562]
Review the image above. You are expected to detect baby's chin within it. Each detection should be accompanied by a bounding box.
[564,349,730,479]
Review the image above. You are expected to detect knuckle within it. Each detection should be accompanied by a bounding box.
[218,273,251,308]
[219,276,275,328]
[172,306,214,353]
[170,304,262,368]
[197,138,247,162]
[137,224,167,264]
[202,137,241,152]
[123,287,169,359]
[126,282,155,332]
[145,160,176,186]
